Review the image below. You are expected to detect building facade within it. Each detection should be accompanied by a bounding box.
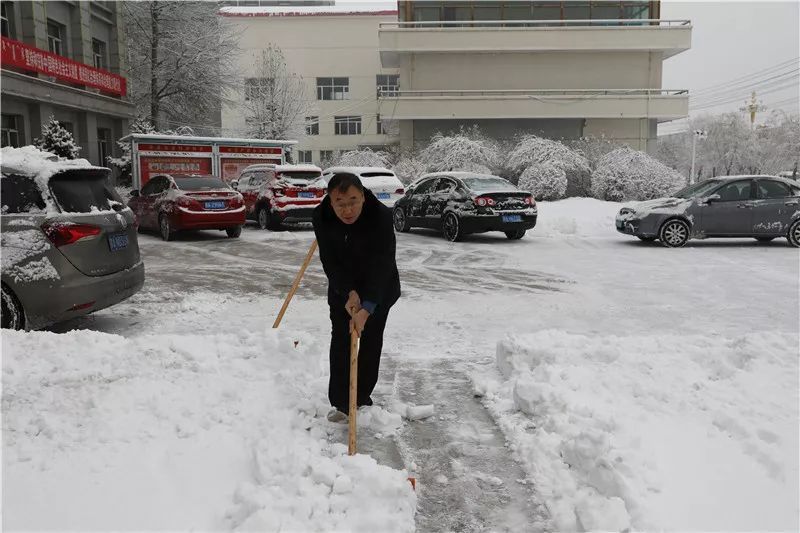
[381,0,691,152]
[1,1,134,166]
[219,4,400,166]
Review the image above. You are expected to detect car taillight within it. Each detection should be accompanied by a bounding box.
[228,194,243,207]
[395,188,405,195]
[474,196,495,207]
[176,196,201,209]
[524,196,536,206]
[42,222,101,247]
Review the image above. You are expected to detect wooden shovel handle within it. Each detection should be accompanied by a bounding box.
[348,326,359,456]
[272,239,318,329]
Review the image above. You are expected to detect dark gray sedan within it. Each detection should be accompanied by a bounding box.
[616,175,800,247]
[1,151,144,330]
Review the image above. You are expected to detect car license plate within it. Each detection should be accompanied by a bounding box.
[108,233,129,252]
[205,201,226,210]
[502,215,522,223]
[377,193,391,200]
[298,191,315,199]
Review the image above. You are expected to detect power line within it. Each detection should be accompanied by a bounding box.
[689,57,799,96]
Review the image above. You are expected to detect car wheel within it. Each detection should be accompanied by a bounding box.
[159,214,173,241]
[755,236,775,242]
[393,207,410,232]
[442,212,462,242]
[788,220,800,248]
[1,284,24,331]
[505,229,526,240]
[258,206,280,231]
[637,236,657,242]
[226,225,242,238]
[659,219,689,248]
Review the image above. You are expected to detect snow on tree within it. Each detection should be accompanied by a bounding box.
[592,146,685,202]
[507,135,592,196]
[568,136,618,171]
[334,148,392,168]
[107,118,157,184]
[34,116,81,160]
[242,45,310,140]
[392,155,427,185]
[122,1,240,132]
[418,126,499,174]
[517,162,568,201]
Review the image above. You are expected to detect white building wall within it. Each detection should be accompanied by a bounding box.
[221,13,400,165]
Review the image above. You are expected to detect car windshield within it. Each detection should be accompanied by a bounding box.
[673,180,721,199]
[48,169,122,213]
[461,176,518,193]
[278,171,322,183]
[174,177,228,190]
[360,172,395,178]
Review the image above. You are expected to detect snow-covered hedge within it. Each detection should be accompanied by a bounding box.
[507,135,592,197]
[592,147,686,202]
[419,128,499,174]
[333,148,391,169]
[392,156,426,185]
[517,162,567,201]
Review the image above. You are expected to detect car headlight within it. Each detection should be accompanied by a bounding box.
[619,208,636,216]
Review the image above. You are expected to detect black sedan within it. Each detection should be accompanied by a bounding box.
[392,172,537,241]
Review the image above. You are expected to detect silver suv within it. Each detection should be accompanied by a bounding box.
[1,148,145,330]
[616,176,800,247]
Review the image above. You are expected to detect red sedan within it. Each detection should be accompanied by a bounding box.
[128,174,245,241]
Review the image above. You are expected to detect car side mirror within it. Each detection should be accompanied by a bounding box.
[703,194,721,204]
[130,190,140,197]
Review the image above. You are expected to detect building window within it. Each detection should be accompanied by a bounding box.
[334,116,361,135]
[376,74,400,97]
[297,150,312,163]
[1,114,21,147]
[317,77,349,101]
[92,39,107,69]
[319,150,334,163]
[305,116,319,135]
[46,19,65,56]
[97,128,111,166]
[1,2,12,38]
[404,1,648,24]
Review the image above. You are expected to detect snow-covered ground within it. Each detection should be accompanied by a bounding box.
[3,198,798,531]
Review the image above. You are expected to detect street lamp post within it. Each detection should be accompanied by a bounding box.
[689,129,707,185]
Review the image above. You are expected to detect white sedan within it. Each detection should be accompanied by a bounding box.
[321,166,405,207]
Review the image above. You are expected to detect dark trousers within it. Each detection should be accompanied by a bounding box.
[328,305,390,412]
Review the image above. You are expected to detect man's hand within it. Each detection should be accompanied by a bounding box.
[345,290,361,317]
[351,308,370,337]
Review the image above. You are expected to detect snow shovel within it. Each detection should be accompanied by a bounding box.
[273,239,318,329]
[348,325,359,455]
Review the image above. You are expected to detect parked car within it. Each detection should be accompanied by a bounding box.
[1,147,144,331]
[392,172,537,242]
[128,174,245,241]
[321,166,405,207]
[615,175,800,247]
[236,163,325,230]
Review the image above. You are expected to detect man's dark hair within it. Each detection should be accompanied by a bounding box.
[328,173,364,195]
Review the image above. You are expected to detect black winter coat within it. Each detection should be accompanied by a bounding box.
[312,189,401,312]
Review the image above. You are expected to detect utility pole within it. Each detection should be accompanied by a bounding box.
[689,129,707,185]
[740,91,766,128]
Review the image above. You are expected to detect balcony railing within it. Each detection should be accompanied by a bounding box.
[379,89,688,98]
[380,19,691,29]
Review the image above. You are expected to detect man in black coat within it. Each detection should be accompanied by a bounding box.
[312,173,401,423]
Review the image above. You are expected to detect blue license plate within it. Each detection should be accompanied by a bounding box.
[377,193,391,200]
[108,233,129,252]
[204,201,226,210]
[502,215,522,223]
[298,191,315,198]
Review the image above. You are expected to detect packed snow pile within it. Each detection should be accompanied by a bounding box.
[534,197,620,238]
[3,328,416,531]
[474,330,799,532]
[592,146,685,202]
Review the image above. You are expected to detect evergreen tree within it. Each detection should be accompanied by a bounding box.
[34,116,81,159]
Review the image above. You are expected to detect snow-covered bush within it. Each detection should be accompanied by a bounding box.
[334,148,392,168]
[592,147,686,202]
[419,127,499,174]
[507,135,591,197]
[392,156,426,185]
[517,162,568,201]
[34,116,81,160]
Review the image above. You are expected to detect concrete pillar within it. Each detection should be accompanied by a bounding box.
[108,3,126,75]
[73,2,92,66]
[78,112,99,165]
[399,120,414,151]
[19,1,47,49]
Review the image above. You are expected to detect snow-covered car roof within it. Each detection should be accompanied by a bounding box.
[420,171,509,181]
[274,164,322,173]
[323,166,396,176]
[1,146,107,179]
